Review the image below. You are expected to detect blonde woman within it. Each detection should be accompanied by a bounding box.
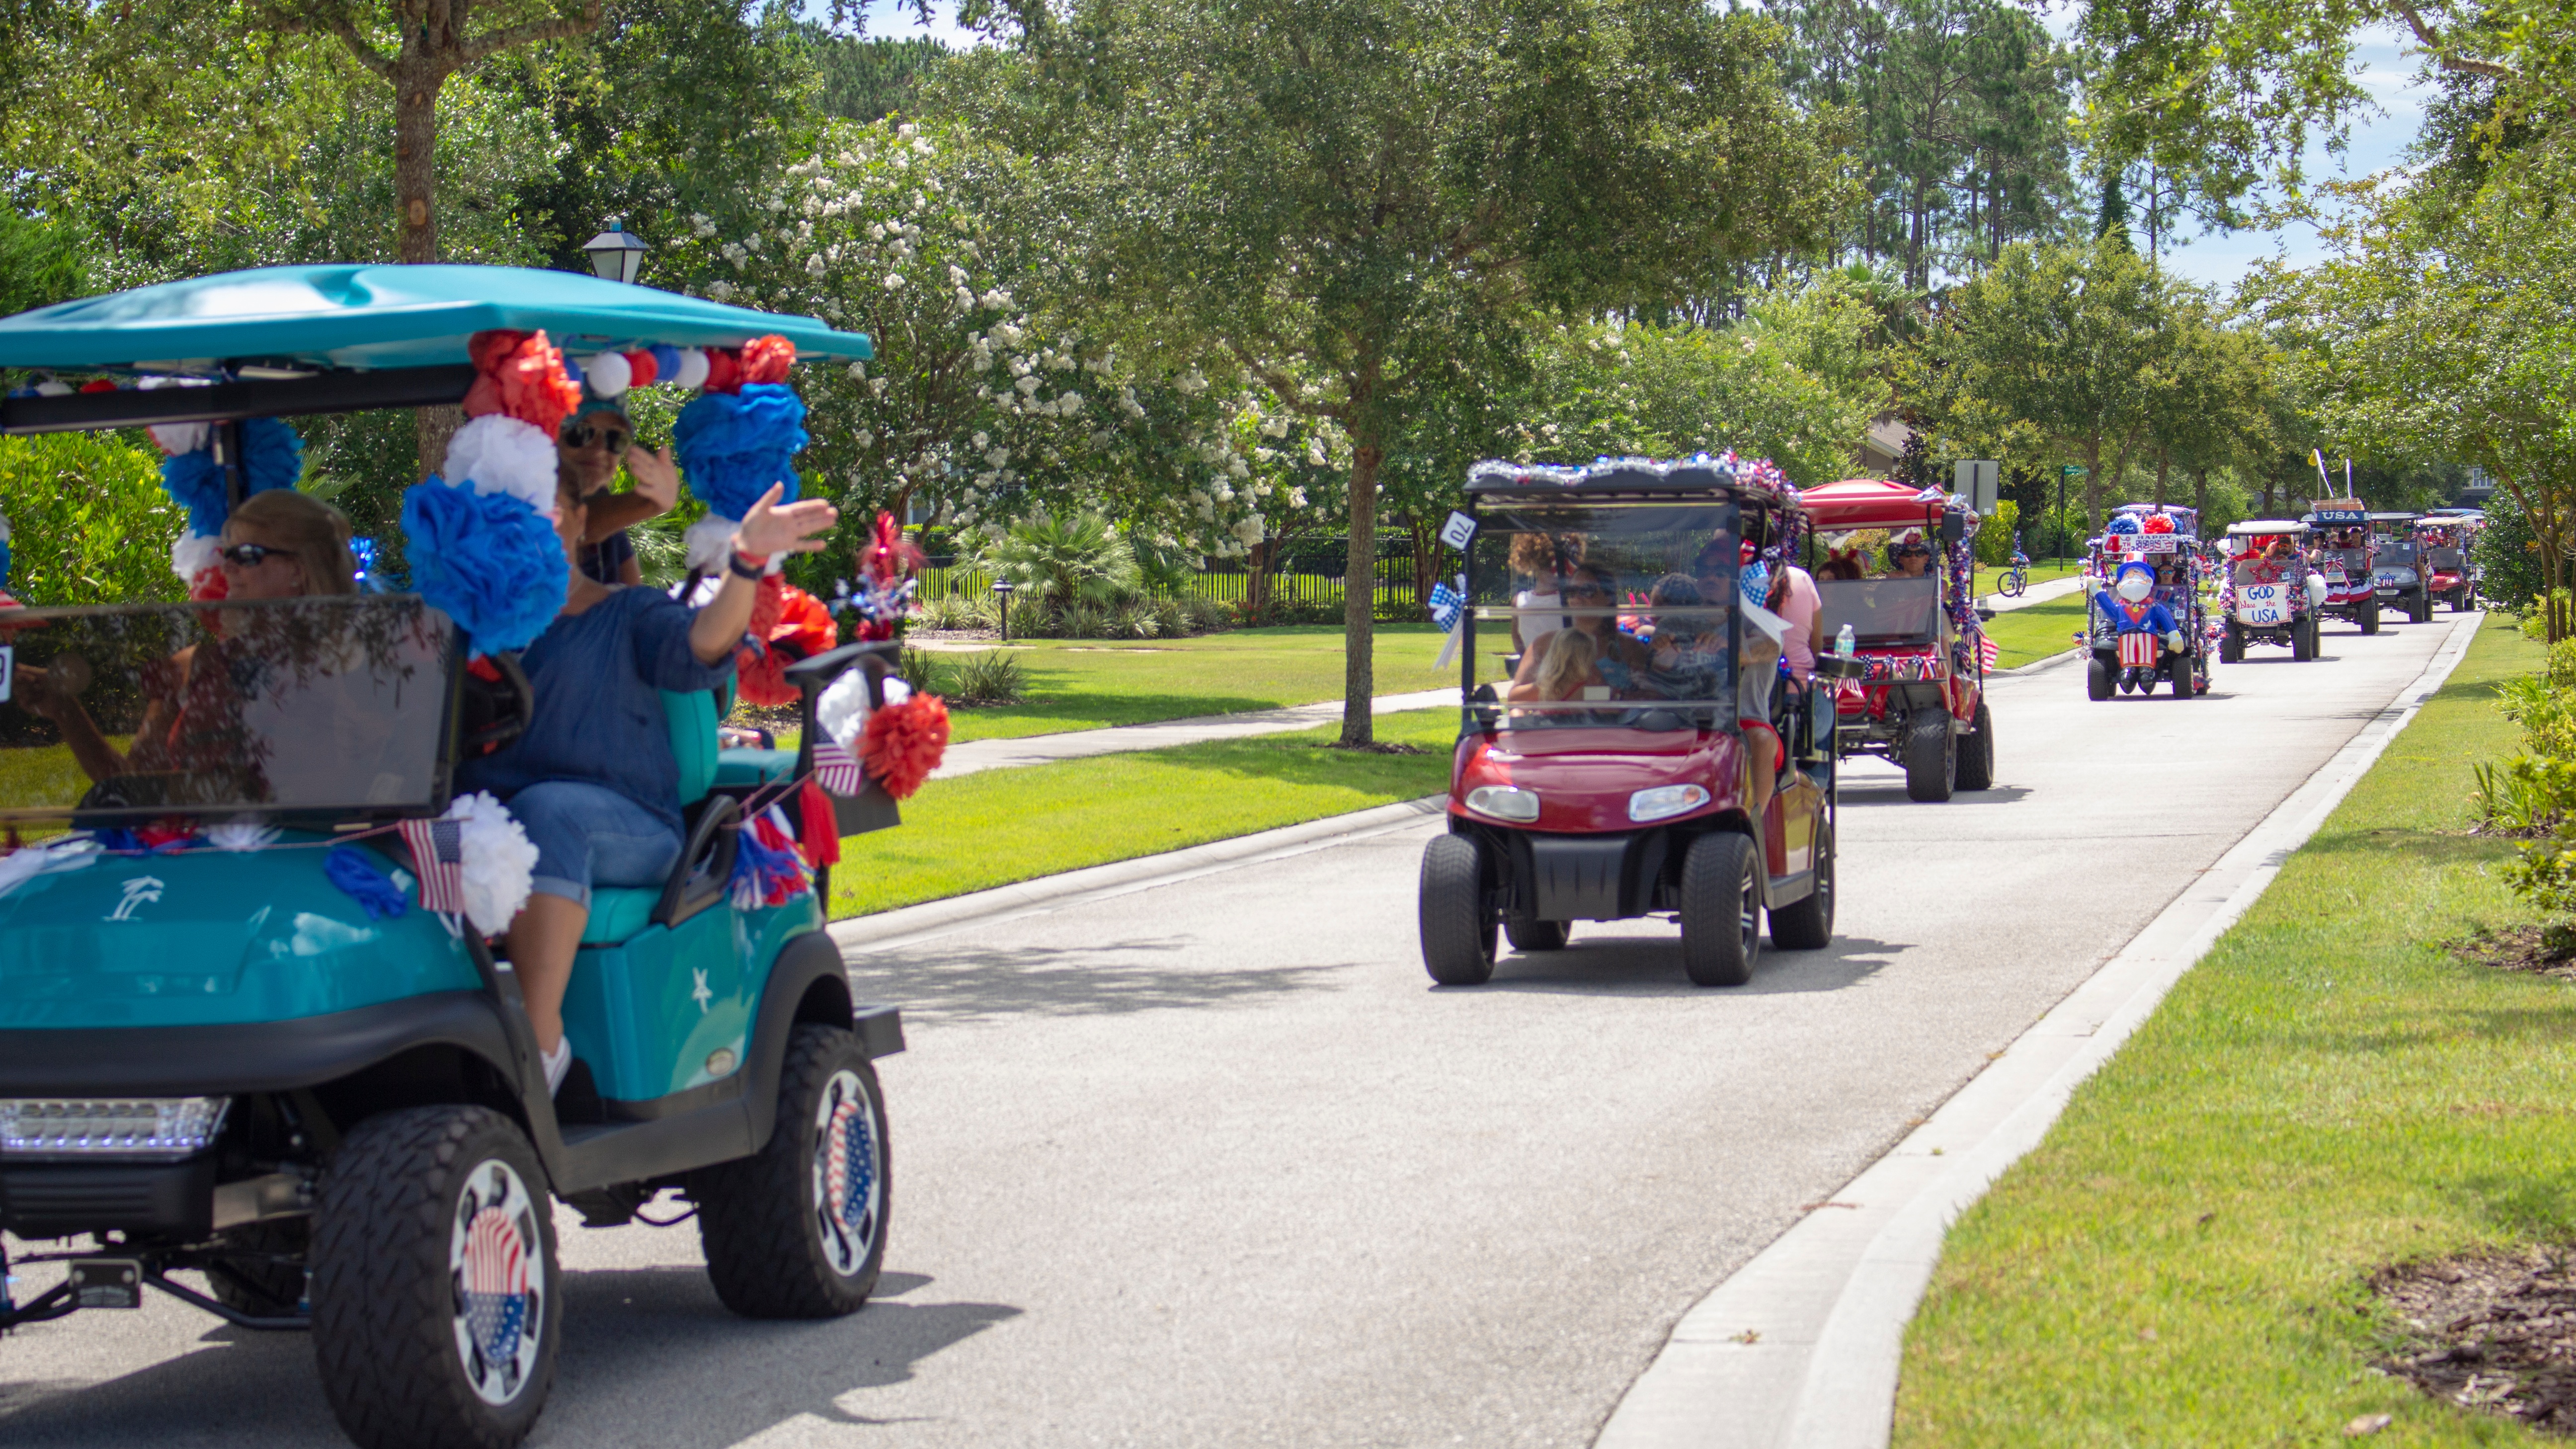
[1512,626,1600,704]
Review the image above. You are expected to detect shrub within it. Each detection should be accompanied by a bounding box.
[917,593,993,632]
[1972,499,2021,567]
[946,649,1027,705]
[1057,602,1112,639]
[1114,602,1161,639]
[896,645,946,697]
[1182,594,1232,633]
[0,433,189,605]
[973,512,1142,614]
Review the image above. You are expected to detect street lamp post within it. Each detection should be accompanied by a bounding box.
[2056,464,2088,569]
[581,219,650,285]
[991,580,1016,643]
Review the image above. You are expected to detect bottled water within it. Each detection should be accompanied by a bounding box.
[1835,624,1855,657]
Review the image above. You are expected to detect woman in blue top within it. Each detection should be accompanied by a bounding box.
[462,469,837,1094]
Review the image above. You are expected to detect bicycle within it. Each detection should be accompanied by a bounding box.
[1996,533,2030,598]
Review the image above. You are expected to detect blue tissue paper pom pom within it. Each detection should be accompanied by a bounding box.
[325,846,409,920]
[0,535,15,591]
[159,417,304,538]
[2104,514,2142,535]
[401,480,570,655]
[674,383,807,520]
[648,344,682,378]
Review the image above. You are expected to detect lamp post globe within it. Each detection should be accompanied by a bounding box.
[582,220,650,286]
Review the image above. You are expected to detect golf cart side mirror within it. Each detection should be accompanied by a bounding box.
[1941,513,1965,546]
[1468,681,1501,731]
[1975,605,1997,622]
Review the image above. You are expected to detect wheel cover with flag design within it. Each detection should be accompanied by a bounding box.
[450,1159,544,1406]
[811,1068,882,1278]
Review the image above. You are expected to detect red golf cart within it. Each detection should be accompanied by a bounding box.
[1416,456,1847,988]
[1801,479,1996,802]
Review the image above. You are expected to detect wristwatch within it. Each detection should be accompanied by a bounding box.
[727,548,769,580]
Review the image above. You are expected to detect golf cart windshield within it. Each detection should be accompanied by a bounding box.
[0,595,456,821]
[1814,576,1939,647]
[2373,541,2416,567]
[1468,499,1738,726]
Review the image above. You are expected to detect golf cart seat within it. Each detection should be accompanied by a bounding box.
[578,690,738,947]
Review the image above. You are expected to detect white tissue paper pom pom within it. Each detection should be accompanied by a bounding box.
[447,791,538,937]
[171,533,223,581]
[33,380,71,397]
[584,351,632,399]
[0,836,100,900]
[207,821,280,852]
[881,677,912,707]
[442,414,560,518]
[814,668,873,749]
[148,421,210,456]
[682,515,739,573]
[672,348,711,391]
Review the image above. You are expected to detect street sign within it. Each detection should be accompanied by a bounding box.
[1953,460,1999,516]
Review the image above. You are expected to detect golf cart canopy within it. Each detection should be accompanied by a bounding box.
[1465,457,1793,504]
[1796,478,1955,529]
[2227,521,2312,538]
[0,263,872,436]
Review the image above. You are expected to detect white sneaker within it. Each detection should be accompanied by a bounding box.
[542,1038,572,1096]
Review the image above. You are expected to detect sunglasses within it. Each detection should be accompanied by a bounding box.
[220,543,291,568]
[560,420,631,453]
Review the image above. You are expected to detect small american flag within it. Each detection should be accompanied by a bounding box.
[397,816,467,915]
[1979,635,2000,670]
[813,738,865,796]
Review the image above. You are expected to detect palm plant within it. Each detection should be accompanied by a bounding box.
[972,512,1143,616]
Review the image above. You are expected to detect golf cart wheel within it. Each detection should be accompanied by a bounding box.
[2168,655,2195,698]
[1768,822,1834,951]
[2360,600,2380,635]
[2220,621,2244,663]
[1903,707,1955,803]
[1679,831,1760,986]
[2413,594,2432,624]
[1504,914,1568,952]
[1954,700,1995,790]
[2291,617,2314,661]
[310,1106,560,1449]
[1418,834,1497,986]
[2086,654,2114,701]
[207,1217,309,1318]
[695,1023,889,1319]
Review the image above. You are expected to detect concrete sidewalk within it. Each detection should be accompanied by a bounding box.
[1980,574,2083,613]
[933,687,1457,780]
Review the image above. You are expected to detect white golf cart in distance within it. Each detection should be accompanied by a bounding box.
[2217,520,2330,662]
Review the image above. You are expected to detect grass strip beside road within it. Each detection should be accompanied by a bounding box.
[1894,614,2548,1446]
[829,706,1456,918]
[1981,591,2091,670]
[1971,559,2084,598]
[938,624,1450,743]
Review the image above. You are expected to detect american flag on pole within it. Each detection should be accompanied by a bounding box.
[813,738,865,796]
[396,816,466,914]
[1978,634,2000,670]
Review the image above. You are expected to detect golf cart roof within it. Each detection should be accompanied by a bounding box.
[1465,457,1804,512]
[1796,477,1957,528]
[0,263,872,435]
[2365,511,2420,523]
[2227,520,2312,537]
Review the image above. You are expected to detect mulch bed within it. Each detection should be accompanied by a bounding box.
[2377,1247,2576,1433]
[2449,924,2576,979]
[1326,740,1427,755]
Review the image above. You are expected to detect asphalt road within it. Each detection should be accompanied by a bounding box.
[0,613,2471,1448]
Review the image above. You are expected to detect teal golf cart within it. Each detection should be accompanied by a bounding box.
[0,266,904,1449]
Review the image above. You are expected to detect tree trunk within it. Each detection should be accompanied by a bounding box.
[394,54,456,479]
[1340,437,1385,747]
[1247,537,1275,622]
[2193,466,2208,519]
[2155,448,2168,507]
[2082,434,2104,532]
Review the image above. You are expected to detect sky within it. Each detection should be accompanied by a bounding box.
[849,1,2435,295]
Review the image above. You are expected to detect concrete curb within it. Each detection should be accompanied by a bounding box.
[831,795,1449,955]
[1593,612,2486,1449]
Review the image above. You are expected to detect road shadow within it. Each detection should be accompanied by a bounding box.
[843,938,1344,1025]
[1467,933,1909,997]
[0,1268,1014,1448]
[1836,785,2035,807]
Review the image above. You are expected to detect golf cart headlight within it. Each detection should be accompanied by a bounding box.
[1465,786,1540,822]
[1628,784,1711,823]
[0,1098,232,1158]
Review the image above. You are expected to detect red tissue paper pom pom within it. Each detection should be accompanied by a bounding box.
[79,378,118,394]
[2143,512,2175,535]
[862,694,950,801]
[734,580,842,708]
[740,334,796,385]
[700,348,745,396]
[623,350,659,388]
[188,564,228,602]
[461,329,581,435]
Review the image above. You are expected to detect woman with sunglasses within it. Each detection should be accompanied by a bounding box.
[1506,563,1644,705]
[559,399,681,586]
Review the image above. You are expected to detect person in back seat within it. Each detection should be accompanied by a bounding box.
[462,463,837,1096]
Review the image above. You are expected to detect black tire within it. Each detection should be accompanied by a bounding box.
[207,1218,308,1318]
[694,1024,889,1319]
[2415,595,2433,624]
[1504,915,1568,952]
[2360,600,2380,635]
[1418,834,1496,986]
[1903,707,1955,803]
[2087,655,2113,701]
[1679,831,1760,986]
[311,1106,560,1449]
[2220,620,2244,664]
[2168,655,2194,698]
[1954,699,1994,789]
[2291,617,2314,661]
[1768,822,1834,951]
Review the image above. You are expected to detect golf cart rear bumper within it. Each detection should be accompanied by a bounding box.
[0,991,513,1098]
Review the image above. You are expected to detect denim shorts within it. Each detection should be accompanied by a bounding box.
[504,779,683,909]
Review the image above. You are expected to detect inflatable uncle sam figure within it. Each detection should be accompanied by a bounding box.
[2094,560,2186,692]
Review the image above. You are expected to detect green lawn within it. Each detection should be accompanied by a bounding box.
[1970,559,2084,599]
[1895,613,2555,1446]
[934,623,1454,743]
[829,706,1456,918]
[1982,591,2091,670]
